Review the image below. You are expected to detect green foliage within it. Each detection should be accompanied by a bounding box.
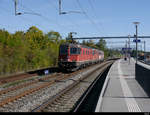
[0,26,121,76]
[0,26,64,76]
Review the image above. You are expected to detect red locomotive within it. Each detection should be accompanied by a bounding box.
[58,43,104,71]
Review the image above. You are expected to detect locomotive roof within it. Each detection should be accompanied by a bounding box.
[60,43,104,52]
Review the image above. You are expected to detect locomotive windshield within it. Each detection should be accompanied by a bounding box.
[59,45,68,54]
[70,47,81,54]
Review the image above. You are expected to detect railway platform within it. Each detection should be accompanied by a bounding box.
[95,58,150,112]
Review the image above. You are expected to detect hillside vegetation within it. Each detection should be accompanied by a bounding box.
[0,26,121,76]
[0,26,65,76]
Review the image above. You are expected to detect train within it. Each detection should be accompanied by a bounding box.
[58,43,104,71]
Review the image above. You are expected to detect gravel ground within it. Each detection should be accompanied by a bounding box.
[0,62,109,112]
[42,63,107,112]
[0,73,57,90]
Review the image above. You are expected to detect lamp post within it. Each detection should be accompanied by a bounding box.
[128,35,131,64]
[144,41,146,61]
[133,22,140,64]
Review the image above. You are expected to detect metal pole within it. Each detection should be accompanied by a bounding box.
[135,24,138,64]
[133,22,140,64]
[69,32,77,43]
[59,0,61,15]
[125,40,127,60]
[128,35,131,64]
[15,0,17,15]
[144,41,146,61]
[70,32,73,43]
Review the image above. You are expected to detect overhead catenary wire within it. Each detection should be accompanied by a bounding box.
[0,0,45,31]
[46,0,89,37]
[59,0,84,15]
[87,0,107,37]
[87,0,99,20]
[13,0,42,16]
[47,0,76,30]
[15,0,47,29]
[1,1,66,38]
[11,0,105,38]
[75,0,103,35]
[12,0,74,34]
[0,7,39,31]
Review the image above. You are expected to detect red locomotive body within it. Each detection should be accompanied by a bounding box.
[58,43,104,71]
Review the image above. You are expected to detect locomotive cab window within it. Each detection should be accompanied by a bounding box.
[60,45,68,54]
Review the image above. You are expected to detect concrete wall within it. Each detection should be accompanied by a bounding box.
[136,63,150,96]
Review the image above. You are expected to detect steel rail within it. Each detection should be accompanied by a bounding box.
[73,63,111,112]
[0,62,98,108]
[0,73,73,107]
[0,73,62,95]
[31,61,114,112]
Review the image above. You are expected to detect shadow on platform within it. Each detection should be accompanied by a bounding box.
[136,63,150,97]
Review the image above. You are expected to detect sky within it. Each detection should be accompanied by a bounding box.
[0,0,150,51]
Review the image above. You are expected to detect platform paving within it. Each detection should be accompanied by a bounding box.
[95,58,150,112]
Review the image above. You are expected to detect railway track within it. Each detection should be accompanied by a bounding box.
[0,67,59,85]
[0,72,74,108]
[0,73,37,85]
[0,60,116,112]
[0,73,62,95]
[0,61,104,111]
[0,73,64,104]
[31,61,114,112]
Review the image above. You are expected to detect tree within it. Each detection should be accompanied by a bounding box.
[46,31,61,43]
[27,26,43,34]
[96,38,106,50]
